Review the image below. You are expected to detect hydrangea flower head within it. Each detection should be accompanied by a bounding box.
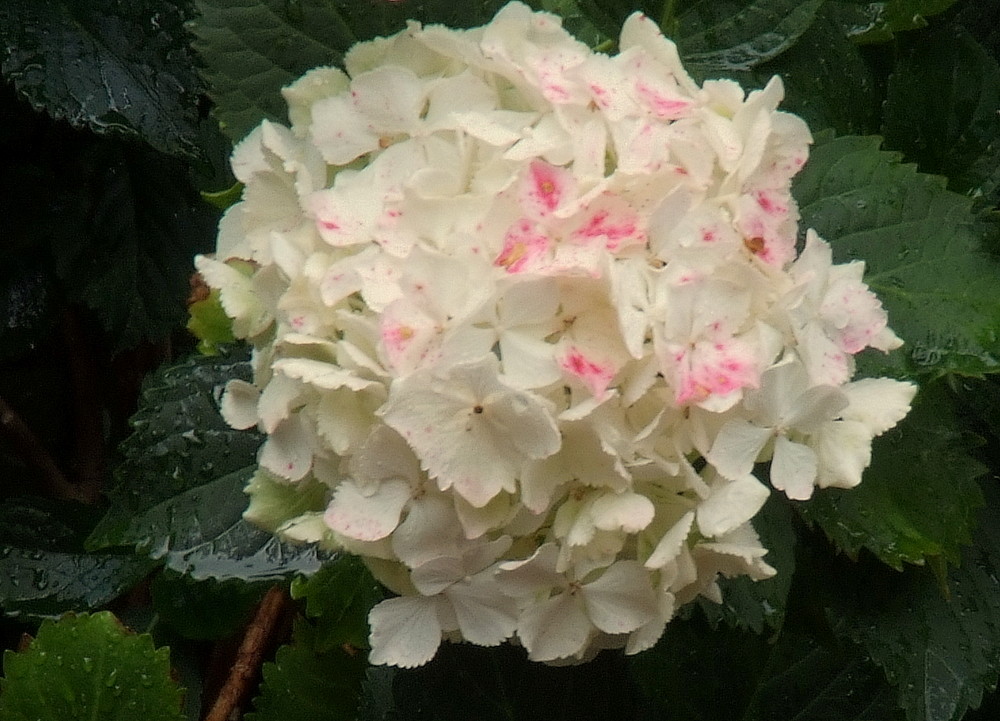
[198,2,916,667]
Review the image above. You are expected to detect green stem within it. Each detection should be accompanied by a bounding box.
[660,0,680,38]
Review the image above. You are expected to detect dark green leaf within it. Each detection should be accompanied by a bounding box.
[883,26,1000,205]
[632,613,903,721]
[735,5,879,136]
[829,477,1000,721]
[794,134,1000,378]
[89,348,327,581]
[47,143,218,351]
[676,0,825,75]
[246,621,367,721]
[150,570,268,640]
[0,611,184,721]
[829,0,959,44]
[360,643,648,721]
[290,555,384,652]
[799,381,985,569]
[699,493,797,632]
[0,0,202,156]
[0,547,154,620]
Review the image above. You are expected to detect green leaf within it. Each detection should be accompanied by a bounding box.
[0,611,184,721]
[151,570,268,640]
[0,547,154,620]
[631,616,903,721]
[0,0,202,157]
[698,493,797,632]
[883,26,1000,205]
[48,142,219,351]
[190,0,519,142]
[829,477,1000,721]
[187,289,236,355]
[290,555,384,652]
[246,621,367,721]
[0,498,154,620]
[794,134,1000,378]
[360,643,648,721]
[736,5,879,136]
[89,348,328,581]
[830,0,959,44]
[675,0,825,75]
[798,381,985,569]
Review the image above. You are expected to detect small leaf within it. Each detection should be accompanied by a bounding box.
[187,288,237,356]
[798,381,985,569]
[0,611,184,721]
[829,477,1000,721]
[290,555,384,652]
[794,134,1000,378]
[0,0,203,156]
[246,622,367,721]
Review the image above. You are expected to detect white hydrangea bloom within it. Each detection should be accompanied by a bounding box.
[197,1,916,667]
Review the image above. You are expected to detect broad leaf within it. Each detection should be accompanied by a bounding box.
[0,612,184,721]
[829,477,1000,721]
[0,0,202,157]
[47,142,219,351]
[829,0,959,44]
[631,615,902,721]
[675,0,825,75]
[246,622,367,721]
[798,381,985,569]
[89,348,327,581]
[883,26,1000,205]
[0,497,154,619]
[698,493,797,633]
[794,134,1000,378]
[290,555,384,652]
[360,642,648,721]
[150,570,269,640]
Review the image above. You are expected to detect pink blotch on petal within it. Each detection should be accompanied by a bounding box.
[520,161,573,218]
[495,219,552,274]
[634,82,693,119]
[559,347,616,397]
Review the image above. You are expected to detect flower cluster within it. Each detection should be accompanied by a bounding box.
[197,2,916,667]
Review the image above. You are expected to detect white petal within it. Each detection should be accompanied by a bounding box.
[324,478,411,542]
[220,379,260,430]
[259,415,313,481]
[814,420,873,489]
[446,574,518,646]
[590,492,655,533]
[697,474,770,537]
[645,511,695,569]
[517,593,592,662]
[582,561,658,634]
[841,378,917,436]
[770,436,818,500]
[707,420,772,479]
[368,596,442,668]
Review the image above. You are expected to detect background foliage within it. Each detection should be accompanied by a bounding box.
[1,0,999,719]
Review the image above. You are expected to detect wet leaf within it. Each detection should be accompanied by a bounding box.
[0,611,184,721]
[829,0,959,44]
[150,570,268,640]
[88,348,327,582]
[675,0,824,75]
[829,477,1000,721]
[794,133,1000,378]
[798,381,985,569]
[0,0,202,156]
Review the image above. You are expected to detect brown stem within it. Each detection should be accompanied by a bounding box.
[0,395,87,503]
[202,586,290,721]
